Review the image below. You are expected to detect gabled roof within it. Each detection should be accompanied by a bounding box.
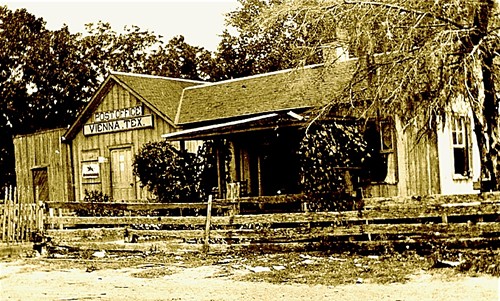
[175,59,357,125]
[63,71,205,140]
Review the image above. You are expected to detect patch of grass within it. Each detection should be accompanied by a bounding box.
[232,251,428,286]
[132,266,178,278]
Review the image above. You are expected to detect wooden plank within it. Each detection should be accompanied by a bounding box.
[203,195,213,252]
[46,215,208,226]
[214,194,303,205]
[45,194,500,215]
[45,201,215,211]
[215,222,500,241]
[46,208,500,227]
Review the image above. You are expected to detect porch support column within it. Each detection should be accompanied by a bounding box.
[216,147,224,199]
[257,154,263,196]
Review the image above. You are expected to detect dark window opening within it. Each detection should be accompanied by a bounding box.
[451,116,470,177]
[362,120,396,183]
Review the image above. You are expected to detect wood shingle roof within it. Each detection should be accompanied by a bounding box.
[176,59,357,125]
[112,72,204,122]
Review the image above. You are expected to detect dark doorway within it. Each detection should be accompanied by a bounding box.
[260,129,301,196]
[32,167,49,202]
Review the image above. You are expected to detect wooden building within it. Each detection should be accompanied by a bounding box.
[163,59,481,198]
[14,72,204,202]
[13,128,73,203]
[14,63,482,203]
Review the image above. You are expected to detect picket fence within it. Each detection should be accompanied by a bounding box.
[1,186,44,243]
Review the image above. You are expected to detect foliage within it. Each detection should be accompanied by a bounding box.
[298,121,368,211]
[211,0,330,80]
[257,0,500,189]
[79,22,213,81]
[0,6,216,190]
[0,7,93,186]
[75,190,119,217]
[145,35,215,80]
[133,141,198,202]
[133,141,219,203]
[192,141,219,200]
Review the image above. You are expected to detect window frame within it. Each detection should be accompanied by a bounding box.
[450,115,471,178]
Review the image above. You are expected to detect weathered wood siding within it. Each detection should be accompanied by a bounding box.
[71,83,177,201]
[365,119,441,198]
[14,128,73,203]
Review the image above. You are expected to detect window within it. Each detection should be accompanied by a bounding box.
[379,120,397,184]
[363,119,397,184]
[451,116,470,177]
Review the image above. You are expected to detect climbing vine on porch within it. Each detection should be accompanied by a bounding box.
[298,121,368,211]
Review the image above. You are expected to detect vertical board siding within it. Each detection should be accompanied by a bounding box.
[399,123,440,197]
[365,119,440,198]
[71,84,176,201]
[14,128,71,203]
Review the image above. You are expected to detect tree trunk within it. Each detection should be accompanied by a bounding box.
[471,0,500,191]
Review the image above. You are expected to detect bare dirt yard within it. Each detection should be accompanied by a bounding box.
[1,249,499,301]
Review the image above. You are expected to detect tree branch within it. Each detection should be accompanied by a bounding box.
[339,0,465,30]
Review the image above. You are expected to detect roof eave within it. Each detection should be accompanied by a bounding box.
[63,76,115,141]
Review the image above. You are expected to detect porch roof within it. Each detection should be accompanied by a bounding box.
[162,113,281,140]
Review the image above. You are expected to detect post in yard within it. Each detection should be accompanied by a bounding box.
[203,195,213,253]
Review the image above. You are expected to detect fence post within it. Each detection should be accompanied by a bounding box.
[37,201,44,232]
[1,187,6,241]
[58,208,63,230]
[49,208,54,229]
[203,195,213,253]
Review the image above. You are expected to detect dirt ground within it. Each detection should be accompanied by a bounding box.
[1,251,499,301]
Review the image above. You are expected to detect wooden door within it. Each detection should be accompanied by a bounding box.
[32,167,49,202]
[110,148,135,201]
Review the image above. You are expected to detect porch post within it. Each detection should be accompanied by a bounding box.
[257,154,263,196]
[216,147,224,199]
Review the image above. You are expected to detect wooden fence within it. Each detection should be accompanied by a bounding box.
[1,186,44,243]
[42,193,500,253]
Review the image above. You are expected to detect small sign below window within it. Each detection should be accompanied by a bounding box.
[82,162,100,179]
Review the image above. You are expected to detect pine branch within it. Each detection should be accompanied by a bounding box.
[338,0,466,30]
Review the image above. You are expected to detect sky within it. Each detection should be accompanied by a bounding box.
[3,0,241,51]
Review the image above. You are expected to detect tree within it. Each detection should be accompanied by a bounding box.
[212,0,333,80]
[0,7,93,191]
[145,35,214,80]
[258,0,500,190]
[77,21,162,80]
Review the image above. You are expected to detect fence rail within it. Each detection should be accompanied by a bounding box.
[40,193,500,253]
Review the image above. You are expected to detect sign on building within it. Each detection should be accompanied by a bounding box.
[82,162,100,179]
[83,105,154,136]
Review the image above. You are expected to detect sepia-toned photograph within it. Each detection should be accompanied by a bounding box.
[1,0,499,300]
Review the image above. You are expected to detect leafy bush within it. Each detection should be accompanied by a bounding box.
[75,189,119,217]
[298,121,368,211]
[133,140,217,203]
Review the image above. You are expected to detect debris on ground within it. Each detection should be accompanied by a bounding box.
[246,266,271,273]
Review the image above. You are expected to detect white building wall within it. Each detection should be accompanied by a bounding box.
[437,99,481,195]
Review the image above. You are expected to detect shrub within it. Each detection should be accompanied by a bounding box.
[133,140,218,203]
[298,121,368,211]
[75,189,119,217]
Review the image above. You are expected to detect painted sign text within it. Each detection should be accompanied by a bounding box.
[83,115,154,136]
[94,106,143,122]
